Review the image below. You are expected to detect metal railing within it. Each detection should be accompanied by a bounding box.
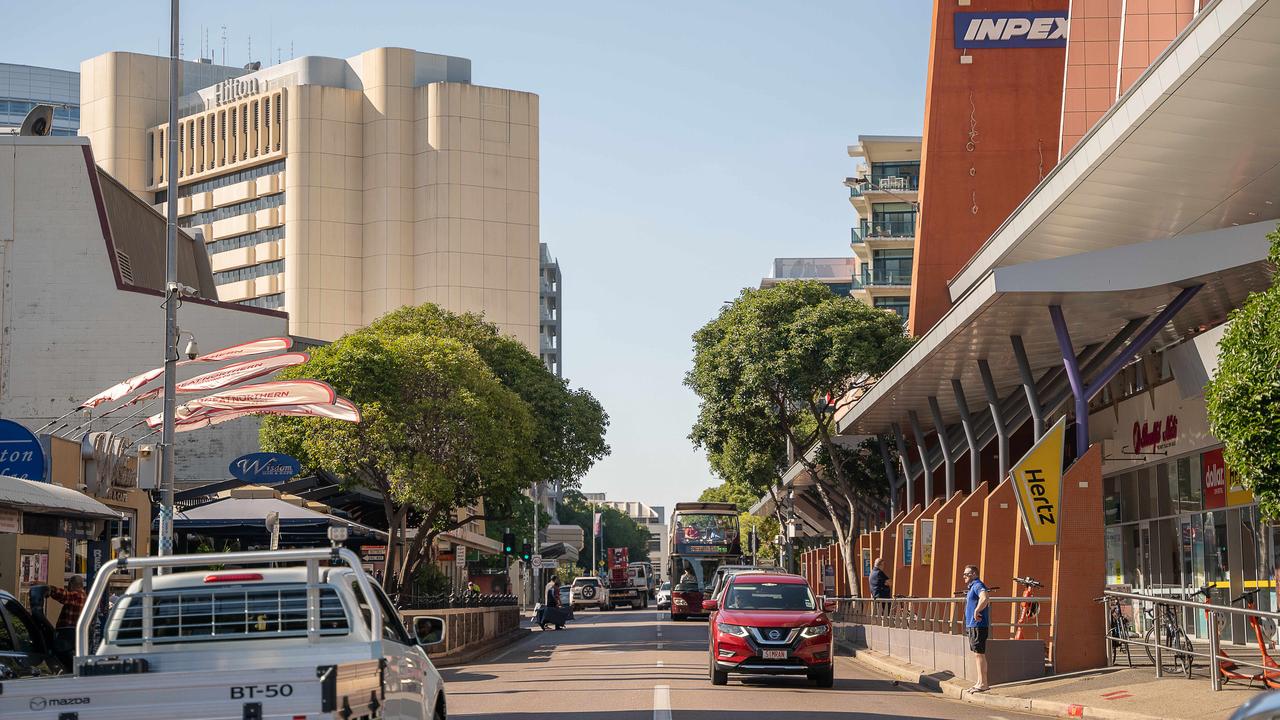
[1102,589,1280,692]
[848,176,919,198]
[851,270,913,289]
[850,227,865,245]
[833,595,1052,637]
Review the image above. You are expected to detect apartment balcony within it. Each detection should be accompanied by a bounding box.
[861,219,916,239]
[847,175,920,198]
[850,269,912,290]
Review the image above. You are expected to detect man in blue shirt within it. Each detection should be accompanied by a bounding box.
[962,564,990,692]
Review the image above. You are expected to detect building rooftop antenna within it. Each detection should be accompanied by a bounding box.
[221,25,228,66]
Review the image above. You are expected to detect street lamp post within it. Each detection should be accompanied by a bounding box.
[158,0,181,561]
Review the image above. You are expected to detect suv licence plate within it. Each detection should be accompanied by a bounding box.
[762,649,788,660]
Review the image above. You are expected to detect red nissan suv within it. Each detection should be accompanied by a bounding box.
[704,572,835,687]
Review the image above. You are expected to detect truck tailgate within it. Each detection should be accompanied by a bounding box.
[0,660,383,720]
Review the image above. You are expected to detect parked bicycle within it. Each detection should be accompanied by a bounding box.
[1013,576,1042,640]
[1096,595,1134,667]
[1143,598,1195,678]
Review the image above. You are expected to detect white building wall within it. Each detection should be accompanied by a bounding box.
[0,137,288,486]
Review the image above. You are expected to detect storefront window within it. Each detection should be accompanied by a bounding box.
[1104,476,1121,525]
[1205,511,1229,588]
[1105,526,1124,585]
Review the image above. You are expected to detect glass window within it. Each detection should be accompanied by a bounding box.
[0,605,15,651]
[1105,526,1124,585]
[672,558,725,593]
[1120,471,1140,523]
[3,600,38,653]
[724,582,815,611]
[1104,475,1122,525]
[213,259,284,286]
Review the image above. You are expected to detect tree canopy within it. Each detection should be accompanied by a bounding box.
[685,281,912,593]
[1205,224,1280,519]
[261,303,609,594]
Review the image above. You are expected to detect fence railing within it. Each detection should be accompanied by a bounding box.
[832,595,1053,637]
[1102,589,1280,692]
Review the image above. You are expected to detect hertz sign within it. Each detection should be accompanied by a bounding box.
[955,11,1068,49]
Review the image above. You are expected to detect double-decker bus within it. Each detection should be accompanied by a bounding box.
[667,501,741,621]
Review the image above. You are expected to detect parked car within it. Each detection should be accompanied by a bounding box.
[0,548,448,719]
[0,588,65,679]
[656,582,672,610]
[705,572,835,688]
[570,576,609,611]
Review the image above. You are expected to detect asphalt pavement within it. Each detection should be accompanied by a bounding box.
[441,608,1042,719]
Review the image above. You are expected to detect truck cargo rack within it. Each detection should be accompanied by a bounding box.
[77,547,381,669]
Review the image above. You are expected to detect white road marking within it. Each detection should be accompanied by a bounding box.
[657,643,664,650]
[656,660,664,667]
[653,685,672,720]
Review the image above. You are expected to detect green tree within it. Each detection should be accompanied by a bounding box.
[698,481,760,512]
[1206,224,1280,519]
[685,281,912,595]
[739,513,781,564]
[482,493,551,571]
[261,330,534,594]
[557,490,653,572]
[369,305,610,500]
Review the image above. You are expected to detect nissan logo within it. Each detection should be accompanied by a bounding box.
[768,629,781,640]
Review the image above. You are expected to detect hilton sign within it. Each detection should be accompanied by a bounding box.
[214,77,261,107]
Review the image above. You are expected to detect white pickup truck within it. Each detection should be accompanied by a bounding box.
[0,547,448,719]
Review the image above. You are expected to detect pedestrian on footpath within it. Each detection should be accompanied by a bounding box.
[540,576,564,631]
[961,564,990,693]
[869,557,891,615]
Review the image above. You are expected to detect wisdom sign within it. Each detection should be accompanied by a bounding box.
[1009,417,1066,545]
[955,12,1068,49]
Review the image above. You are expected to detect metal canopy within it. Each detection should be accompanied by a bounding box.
[0,474,122,520]
[951,0,1280,299]
[836,222,1274,437]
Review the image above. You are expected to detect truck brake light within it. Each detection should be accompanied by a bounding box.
[203,572,264,583]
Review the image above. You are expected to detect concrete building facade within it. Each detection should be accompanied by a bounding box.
[844,135,920,323]
[0,136,289,486]
[79,48,540,350]
[0,63,80,136]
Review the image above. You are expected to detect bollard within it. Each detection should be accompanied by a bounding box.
[1209,607,1221,691]
[1154,601,1164,678]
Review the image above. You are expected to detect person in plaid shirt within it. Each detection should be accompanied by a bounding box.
[47,575,87,629]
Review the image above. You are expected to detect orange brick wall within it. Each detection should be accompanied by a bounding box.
[951,484,989,598]
[893,505,924,597]
[908,0,1067,336]
[980,479,1019,637]
[928,491,968,598]
[1052,444,1107,672]
[1061,0,1196,154]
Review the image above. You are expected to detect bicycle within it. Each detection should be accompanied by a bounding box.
[1142,599,1195,678]
[1013,576,1042,640]
[1095,595,1133,667]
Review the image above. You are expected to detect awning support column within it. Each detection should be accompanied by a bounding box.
[1049,284,1202,459]
[978,359,1009,479]
[908,410,934,505]
[928,396,956,499]
[877,435,899,519]
[952,379,981,493]
[1011,334,1045,440]
[892,423,916,510]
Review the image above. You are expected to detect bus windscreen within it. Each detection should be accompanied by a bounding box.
[674,513,740,555]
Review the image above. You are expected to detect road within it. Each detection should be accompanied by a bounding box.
[442,609,1039,719]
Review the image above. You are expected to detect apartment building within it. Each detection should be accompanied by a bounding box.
[79,47,541,350]
[539,243,562,377]
[843,135,920,324]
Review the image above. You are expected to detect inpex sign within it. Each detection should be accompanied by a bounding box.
[955,11,1068,49]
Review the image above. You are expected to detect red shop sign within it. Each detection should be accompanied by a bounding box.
[1202,448,1227,509]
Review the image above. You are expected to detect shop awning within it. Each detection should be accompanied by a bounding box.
[0,474,122,521]
[174,497,386,541]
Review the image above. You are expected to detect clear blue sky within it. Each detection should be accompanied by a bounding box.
[6,1,931,515]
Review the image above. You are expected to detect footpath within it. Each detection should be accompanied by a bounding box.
[843,646,1261,720]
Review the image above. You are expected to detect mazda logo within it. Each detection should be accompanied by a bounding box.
[768,629,781,640]
[30,698,47,711]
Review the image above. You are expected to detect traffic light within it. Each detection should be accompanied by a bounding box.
[502,531,515,556]
[520,542,532,562]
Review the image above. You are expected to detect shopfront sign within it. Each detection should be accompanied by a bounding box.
[954,12,1068,49]
[0,419,46,481]
[1201,448,1253,509]
[1133,414,1179,454]
[215,77,261,107]
[229,452,302,484]
[1010,417,1067,545]
[0,507,22,533]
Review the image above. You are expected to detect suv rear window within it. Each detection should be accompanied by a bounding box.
[107,583,350,645]
[573,579,599,587]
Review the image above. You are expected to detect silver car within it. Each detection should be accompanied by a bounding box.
[656,582,671,609]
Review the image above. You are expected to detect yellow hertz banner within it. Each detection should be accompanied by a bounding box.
[1009,416,1067,545]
